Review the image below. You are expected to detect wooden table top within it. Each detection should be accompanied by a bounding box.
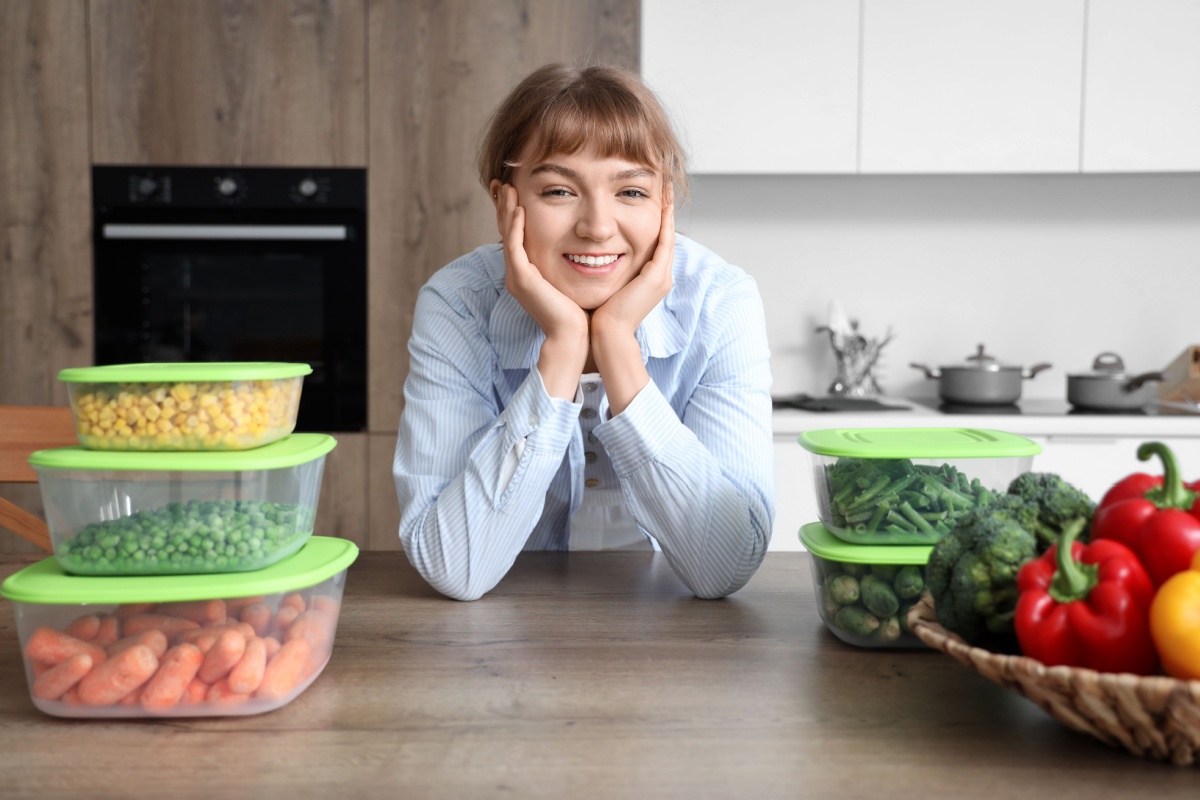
[0,550,1196,799]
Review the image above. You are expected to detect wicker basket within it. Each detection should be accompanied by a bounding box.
[907,595,1200,766]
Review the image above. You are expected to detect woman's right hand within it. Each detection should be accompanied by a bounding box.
[495,183,589,398]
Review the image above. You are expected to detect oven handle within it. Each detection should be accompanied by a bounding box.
[101,224,349,241]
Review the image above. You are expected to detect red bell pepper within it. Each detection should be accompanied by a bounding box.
[1092,441,1200,586]
[1015,519,1158,675]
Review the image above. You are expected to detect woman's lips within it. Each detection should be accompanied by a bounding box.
[563,253,622,274]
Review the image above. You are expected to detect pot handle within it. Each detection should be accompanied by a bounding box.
[1022,363,1053,380]
[909,363,941,380]
[1125,371,1165,391]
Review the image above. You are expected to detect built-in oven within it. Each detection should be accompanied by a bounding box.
[91,165,367,432]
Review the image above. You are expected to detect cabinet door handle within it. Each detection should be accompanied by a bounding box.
[102,224,348,241]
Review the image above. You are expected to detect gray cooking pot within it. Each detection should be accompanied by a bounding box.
[911,344,1052,405]
[1067,352,1163,410]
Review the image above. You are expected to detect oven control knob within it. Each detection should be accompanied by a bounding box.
[298,178,319,197]
[217,177,240,197]
[136,177,158,197]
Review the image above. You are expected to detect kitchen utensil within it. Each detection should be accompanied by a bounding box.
[798,428,1040,545]
[58,362,311,452]
[1066,352,1163,411]
[29,433,336,576]
[1,535,358,719]
[910,345,1051,405]
[800,522,932,648]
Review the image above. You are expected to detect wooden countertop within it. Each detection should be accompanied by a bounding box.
[0,551,1196,798]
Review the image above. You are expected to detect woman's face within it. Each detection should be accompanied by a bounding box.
[494,143,664,311]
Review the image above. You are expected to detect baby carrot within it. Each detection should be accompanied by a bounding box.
[122,613,199,638]
[77,644,159,706]
[311,595,340,618]
[63,614,102,642]
[272,604,301,635]
[224,595,265,616]
[32,652,94,701]
[239,601,273,637]
[263,636,282,659]
[113,603,156,620]
[280,593,306,613]
[283,611,332,656]
[108,629,169,659]
[182,677,209,705]
[140,643,204,711]
[155,599,226,626]
[227,637,267,694]
[197,629,246,684]
[24,627,108,667]
[256,639,312,700]
[206,678,251,706]
[94,615,121,646]
[187,631,220,654]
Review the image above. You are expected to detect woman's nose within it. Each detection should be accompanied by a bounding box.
[575,199,616,241]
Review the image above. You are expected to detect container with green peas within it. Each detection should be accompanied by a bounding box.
[29,434,335,576]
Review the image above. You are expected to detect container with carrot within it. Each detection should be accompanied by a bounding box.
[1,536,357,718]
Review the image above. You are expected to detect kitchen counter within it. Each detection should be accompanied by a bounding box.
[1,551,1196,798]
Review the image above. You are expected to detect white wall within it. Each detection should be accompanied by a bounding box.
[676,174,1200,401]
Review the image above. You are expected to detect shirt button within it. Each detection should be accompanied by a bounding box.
[527,414,539,427]
[585,451,598,463]
[581,407,597,419]
[585,478,601,488]
[583,382,597,393]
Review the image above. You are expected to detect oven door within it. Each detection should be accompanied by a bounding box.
[93,213,366,432]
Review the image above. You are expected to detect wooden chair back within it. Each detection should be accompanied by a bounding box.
[0,406,78,551]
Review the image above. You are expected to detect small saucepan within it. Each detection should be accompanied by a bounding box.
[911,344,1052,406]
[1067,352,1163,411]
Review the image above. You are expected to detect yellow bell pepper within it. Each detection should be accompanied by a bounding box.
[1149,549,1200,680]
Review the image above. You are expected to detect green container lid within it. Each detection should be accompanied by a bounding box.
[58,362,312,383]
[28,433,336,472]
[798,427,1041,459]
[800,522,933,565]
[1,536,358,605]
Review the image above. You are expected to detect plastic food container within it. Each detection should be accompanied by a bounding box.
[30,434,336,576]
[1,536,358,718]
[798,428,1041,545]
[800,522,931,649]
[59,362,311,451]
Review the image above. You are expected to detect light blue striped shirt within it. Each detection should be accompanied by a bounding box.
[393,234,775,601]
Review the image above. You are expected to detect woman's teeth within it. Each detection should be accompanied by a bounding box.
[566,254,619,266]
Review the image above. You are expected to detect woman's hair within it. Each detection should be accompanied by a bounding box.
[477,63,689,203]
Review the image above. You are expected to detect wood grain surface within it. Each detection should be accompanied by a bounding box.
[90,0,367,165]
[0,551,1196,799]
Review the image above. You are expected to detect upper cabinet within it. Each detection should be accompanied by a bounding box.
[641,0,860,174]
[1082,0,1200,171]
[860,0,1084,173]
[643,0,1200,174]
[90,0,366,166]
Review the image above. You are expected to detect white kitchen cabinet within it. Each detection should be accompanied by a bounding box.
[1082,0,1200,172]
[859,0,1085,173]
[640,0,860,173]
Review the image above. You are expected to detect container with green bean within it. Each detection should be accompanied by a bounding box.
[28,434,336,576]
[798,428,1040,545]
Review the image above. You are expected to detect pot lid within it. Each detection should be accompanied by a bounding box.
[1070,352,1135,381]
[945,344,1014,372]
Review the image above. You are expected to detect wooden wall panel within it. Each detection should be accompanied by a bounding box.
[314,432,369,548]
[90,0,367,165]
[0,0,92,555]
[366,0,639,434]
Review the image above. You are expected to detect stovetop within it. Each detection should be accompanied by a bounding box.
[909,398,1200,417]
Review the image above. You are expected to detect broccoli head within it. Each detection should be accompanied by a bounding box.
[925,494,1039,647]
[1005,472,1095,551]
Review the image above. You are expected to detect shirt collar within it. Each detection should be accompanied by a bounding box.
[488,246,690,369]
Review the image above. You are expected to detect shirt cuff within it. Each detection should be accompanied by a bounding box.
[504,366,581,451]
[592,382,679,476]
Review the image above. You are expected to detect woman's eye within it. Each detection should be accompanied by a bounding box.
[541,187,573,198]
[620,188,650,199]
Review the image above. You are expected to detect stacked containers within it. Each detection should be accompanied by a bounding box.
[0,363,359,717]
[797,428,1042,648]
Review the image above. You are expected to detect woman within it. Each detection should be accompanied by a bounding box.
[393,63,774,601]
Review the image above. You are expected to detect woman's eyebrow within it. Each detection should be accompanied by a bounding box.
[529,163,658,181]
